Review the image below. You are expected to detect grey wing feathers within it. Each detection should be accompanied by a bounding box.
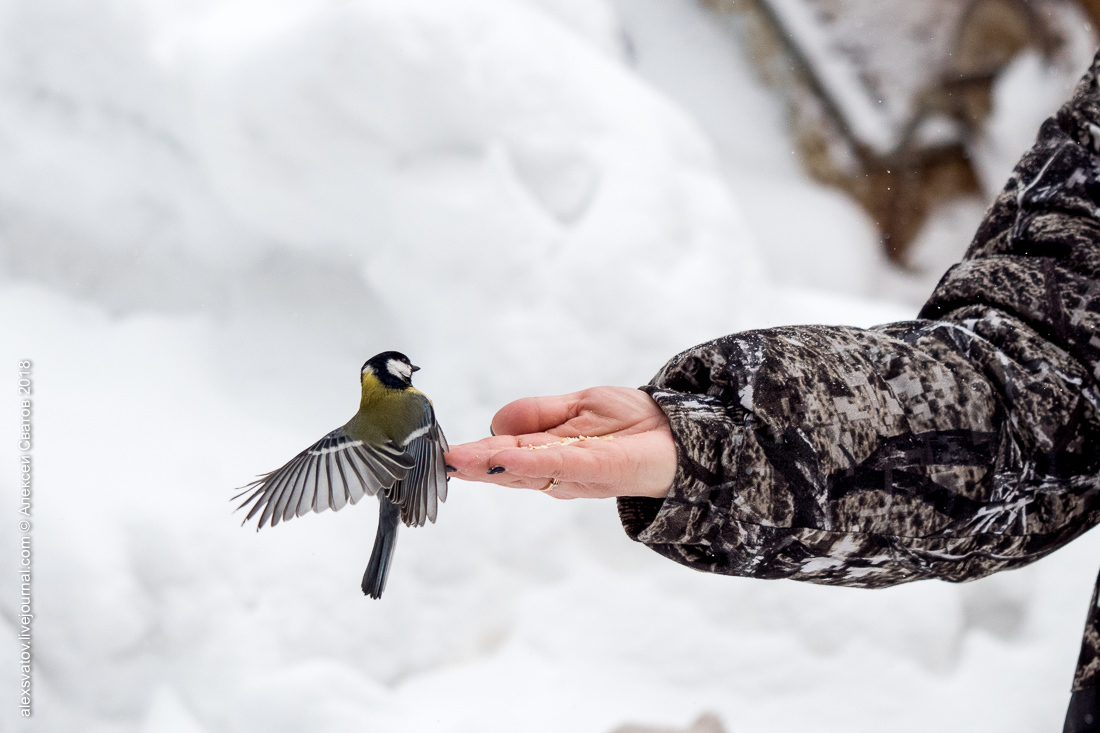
[234,427,415,530]
[387,402,448,527]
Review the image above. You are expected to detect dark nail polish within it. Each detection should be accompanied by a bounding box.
[487,465,506,475]
[445,465,457,472]
[490,426,496,436]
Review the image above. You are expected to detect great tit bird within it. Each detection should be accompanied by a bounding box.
[234,351,448,598]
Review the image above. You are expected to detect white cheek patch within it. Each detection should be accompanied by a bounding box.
[387,359,413,381]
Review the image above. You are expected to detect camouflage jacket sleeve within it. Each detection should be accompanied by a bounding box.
[617,54,1100,592]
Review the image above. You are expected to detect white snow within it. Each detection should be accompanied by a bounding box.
[0,1,1097,732]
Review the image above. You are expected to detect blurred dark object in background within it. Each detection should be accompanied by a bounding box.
[611,712,727,733]
[704,0,1095,262]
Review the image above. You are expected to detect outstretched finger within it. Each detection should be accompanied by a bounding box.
[444,433,558,482]
[486,438,626,485]
[491,430,676,499]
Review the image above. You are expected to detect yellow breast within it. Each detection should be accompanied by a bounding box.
[346,371,425,444]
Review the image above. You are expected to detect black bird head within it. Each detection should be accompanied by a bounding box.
[362,351,420,389]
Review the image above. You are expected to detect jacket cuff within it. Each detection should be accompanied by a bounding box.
[617,385,746,544]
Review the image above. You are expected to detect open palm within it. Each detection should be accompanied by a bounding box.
[445,387,676,499]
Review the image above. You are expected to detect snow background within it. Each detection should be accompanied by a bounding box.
[0,1,1097,731]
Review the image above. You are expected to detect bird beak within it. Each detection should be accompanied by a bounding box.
[411,365,421,372]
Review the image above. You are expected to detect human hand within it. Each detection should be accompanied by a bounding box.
[445,387,676,499]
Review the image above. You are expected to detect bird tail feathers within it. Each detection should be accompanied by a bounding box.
[362,497,400,599]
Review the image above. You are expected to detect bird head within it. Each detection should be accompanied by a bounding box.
[362,351,420,390]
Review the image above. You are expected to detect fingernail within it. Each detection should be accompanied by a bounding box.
[487,465,506,475]
[445,465,457,472]
[490,426,496,436]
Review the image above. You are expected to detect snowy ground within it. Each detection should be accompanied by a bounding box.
[1,1,1097,731]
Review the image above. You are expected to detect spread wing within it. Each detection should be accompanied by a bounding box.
[234,427,415,530]
[387,399,449,527]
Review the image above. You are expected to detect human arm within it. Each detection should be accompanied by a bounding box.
[607,60,1100,584]
[449,53,1100,590]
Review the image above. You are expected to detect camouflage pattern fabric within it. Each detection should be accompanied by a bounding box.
[618,50,1100,692]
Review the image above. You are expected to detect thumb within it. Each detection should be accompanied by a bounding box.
[491,393,581,436]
